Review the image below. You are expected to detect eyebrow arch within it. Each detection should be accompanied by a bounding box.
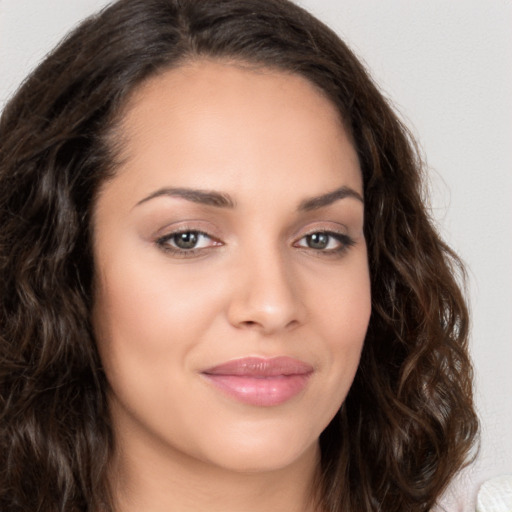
[298,186,364,211]
[135,187,236,209]
[135,184,362,211]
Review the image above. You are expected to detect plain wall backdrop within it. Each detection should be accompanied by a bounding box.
[1,0,511,508]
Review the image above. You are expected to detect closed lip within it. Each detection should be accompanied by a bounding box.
[202,356,314,377]
[201,356,314,406]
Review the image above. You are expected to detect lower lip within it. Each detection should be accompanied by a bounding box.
[202,374,311,406]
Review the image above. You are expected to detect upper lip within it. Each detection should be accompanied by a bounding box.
[202,356,314,377]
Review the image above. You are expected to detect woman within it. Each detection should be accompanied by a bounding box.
[0,1,478,511]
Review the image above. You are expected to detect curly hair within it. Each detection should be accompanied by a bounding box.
[0,0,478,511]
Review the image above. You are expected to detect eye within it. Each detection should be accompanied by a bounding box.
[294,231,355,254]
[156,230,220,256]
[170,231,208,250]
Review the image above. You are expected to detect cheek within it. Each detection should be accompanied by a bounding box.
[92,246,227,386]
[310,248,371,330]
[91,254,228,448]
[95,244,221,331]
[312,256,371,384]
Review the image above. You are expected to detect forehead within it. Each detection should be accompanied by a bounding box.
[106,59,361,202]
[122,59,343,127]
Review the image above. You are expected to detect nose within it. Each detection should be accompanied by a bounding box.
[226,248,305,335]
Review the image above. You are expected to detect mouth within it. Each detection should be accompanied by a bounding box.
[201,356,314,407]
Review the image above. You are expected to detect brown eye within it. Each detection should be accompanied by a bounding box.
[306,233,330,249]
[173,231,200,249]
[156,229,221,257]
[295,231,355,255]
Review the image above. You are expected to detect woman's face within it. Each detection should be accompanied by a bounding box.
[92,60,371,475]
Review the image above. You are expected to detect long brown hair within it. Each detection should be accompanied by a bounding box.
[0,1,478,511]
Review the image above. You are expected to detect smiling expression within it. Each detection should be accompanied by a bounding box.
[92,60,371,475]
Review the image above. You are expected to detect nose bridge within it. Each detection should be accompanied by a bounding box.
[227,238,303,333]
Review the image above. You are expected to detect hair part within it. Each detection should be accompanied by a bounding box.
[0,1,478,511]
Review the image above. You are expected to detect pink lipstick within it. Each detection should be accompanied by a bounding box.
[201,356,313,406]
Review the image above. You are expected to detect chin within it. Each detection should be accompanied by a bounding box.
[196,423,321,474]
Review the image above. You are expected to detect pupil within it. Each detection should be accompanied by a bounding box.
[174,232,198,249]
[308,233,328,249]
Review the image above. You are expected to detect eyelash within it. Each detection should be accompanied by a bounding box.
[294,230,356,256]
[155,229,355,258]
[156,230,220,258]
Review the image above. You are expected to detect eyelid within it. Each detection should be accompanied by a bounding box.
[153,221,224,258]
[294,230,354,247]
[152,221,357,259]
[291,221,350,240]
[291,223,356,256]
[152,220,222,240]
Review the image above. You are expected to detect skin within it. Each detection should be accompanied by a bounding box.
[92,60,371,512]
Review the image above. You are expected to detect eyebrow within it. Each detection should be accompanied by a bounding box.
[135,187,236,208]
[134,185,363,210]
[298,185,364,211]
